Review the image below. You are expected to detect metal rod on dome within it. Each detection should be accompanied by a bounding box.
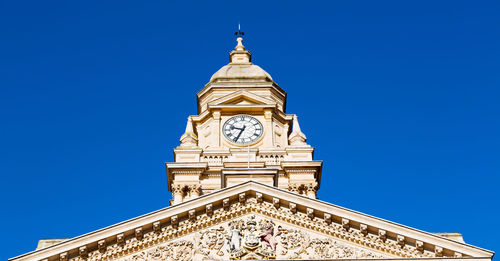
[235,23,244,37]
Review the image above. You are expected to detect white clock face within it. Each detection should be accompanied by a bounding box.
[223,115,263,145]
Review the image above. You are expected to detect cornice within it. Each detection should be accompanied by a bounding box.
[10,182,493,261]
[165,162,207,190]
[282,161,323,188]
[196,82,287,114]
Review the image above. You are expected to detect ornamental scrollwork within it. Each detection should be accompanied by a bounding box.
[122,240,194,261]
[303,238,384,259]
[195,226,226,258]
[276,226,309,259]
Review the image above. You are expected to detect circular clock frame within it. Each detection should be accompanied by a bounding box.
[222,115,264,145]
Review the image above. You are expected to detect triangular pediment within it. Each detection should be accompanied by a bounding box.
[10,182,493,261]
[208,90,277,107]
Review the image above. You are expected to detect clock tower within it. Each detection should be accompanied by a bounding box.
[12,31,493,261]
[166,35,322,204]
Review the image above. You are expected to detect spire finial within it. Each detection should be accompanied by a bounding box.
[234,23,245,51]
[288,115,308,146]
[230,24,251,63]
[235,23,244,38]
[179,116,198,148]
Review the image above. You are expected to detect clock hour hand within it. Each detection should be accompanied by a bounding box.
[230,125,245,131]
[233,125,246,142]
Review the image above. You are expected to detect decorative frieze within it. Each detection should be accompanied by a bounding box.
[37,193,460,261]
[201,154,228,165]
[258,154,284,165]
[171,170,204,176]
[285,169,317,174]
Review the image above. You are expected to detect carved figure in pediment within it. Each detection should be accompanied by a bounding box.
[196,227,226,258]
[259,219,280,251]
[227,220,243,251]
[123,240,194,261]
[242,215,260,248]
[128,251,147,261]
[170,240,195,261]
[228,215,277,260]
[276,226,309,259]
[302,238,384,259]
[147,245,167,261]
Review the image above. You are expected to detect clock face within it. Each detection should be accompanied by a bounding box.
[223,115,263,145]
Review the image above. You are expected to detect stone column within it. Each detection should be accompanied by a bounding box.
[288,183,300,193]
[172,184,183,205]
[263,109,273,148]
[212,110,221,148]
[282,123,289,148]
[188,184,201,199]
[306,183,317,199]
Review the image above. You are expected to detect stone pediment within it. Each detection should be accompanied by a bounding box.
[207,90,277,110]
[11,182,493,261]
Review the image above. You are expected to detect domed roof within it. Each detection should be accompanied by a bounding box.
[210,64,273,82]
[208,36,273,83]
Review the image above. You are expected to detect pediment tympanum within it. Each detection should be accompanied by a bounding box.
[207,90,277,108]
[119,214,389,261]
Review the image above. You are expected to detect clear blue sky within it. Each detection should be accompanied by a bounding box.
[1,0,498,259]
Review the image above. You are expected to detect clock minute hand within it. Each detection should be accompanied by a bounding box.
[233,125,246,142]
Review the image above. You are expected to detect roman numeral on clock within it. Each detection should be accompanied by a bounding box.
[222,115,263,145]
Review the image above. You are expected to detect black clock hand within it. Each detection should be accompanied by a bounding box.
[233,125,246,142]
[231,126,245,131]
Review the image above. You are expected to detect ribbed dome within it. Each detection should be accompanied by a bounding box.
[209,64,273,82]
[208,36,273,83]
